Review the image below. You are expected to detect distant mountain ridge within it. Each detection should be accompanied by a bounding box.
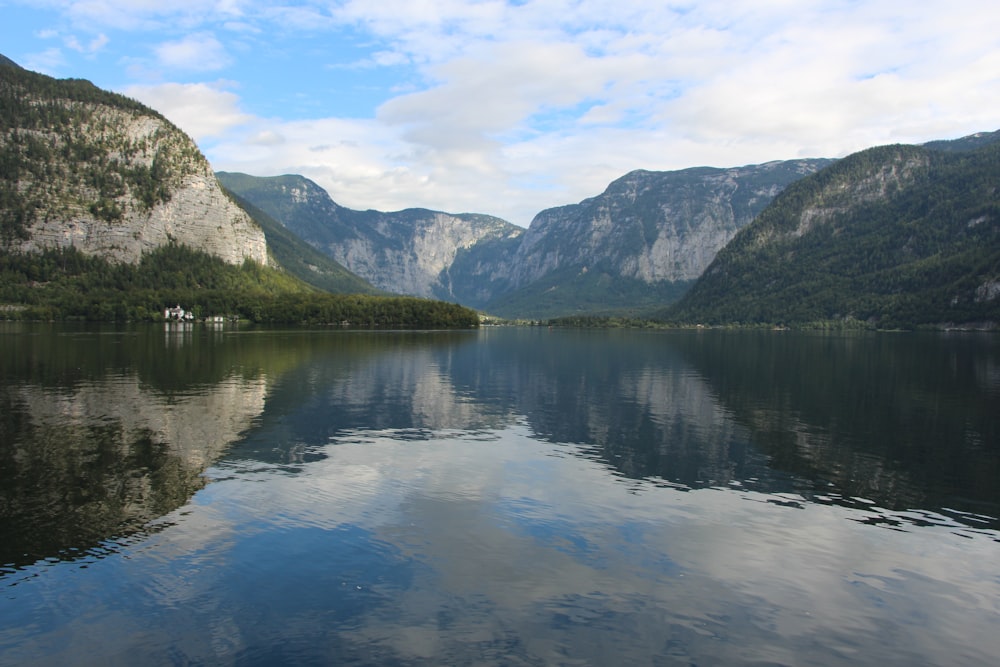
[221,188,379,295]
[494,159,833,316]
[221,158,832,316]
[216,172,524,305]
[7,53,996,327]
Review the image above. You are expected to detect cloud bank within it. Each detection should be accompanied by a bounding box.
[10,0,1000,226]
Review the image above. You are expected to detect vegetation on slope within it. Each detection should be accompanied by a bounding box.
[223,188,378,295]
[486,262,694,319]
[0,245,479,327]
[1,56,200,239]
[663,140,1000,328]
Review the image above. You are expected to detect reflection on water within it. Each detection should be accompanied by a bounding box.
[0,324,269,568]
[671,330,1000,525]
[1,325,998,666]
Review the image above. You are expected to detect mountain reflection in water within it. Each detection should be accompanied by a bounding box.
[1,324,998,666]
[0,324,268,567]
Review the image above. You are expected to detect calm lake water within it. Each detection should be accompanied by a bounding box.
[1,324,998,666]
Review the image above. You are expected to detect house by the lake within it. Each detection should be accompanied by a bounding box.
[164,305,193,321]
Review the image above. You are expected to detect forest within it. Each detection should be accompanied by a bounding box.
[0,244,479,328]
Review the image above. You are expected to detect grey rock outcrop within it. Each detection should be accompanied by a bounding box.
[216,172,523,303]
[1,62,267,266]
[16,158,269,266]
[220,161,831,316]
[509,160,833,289]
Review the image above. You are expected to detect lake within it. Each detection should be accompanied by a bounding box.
[1,324,998,666]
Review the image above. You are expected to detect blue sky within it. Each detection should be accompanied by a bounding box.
[3,1,999,226]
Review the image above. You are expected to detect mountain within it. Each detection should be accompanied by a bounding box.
[0,56,267,266]
[221,188,377,294]
[492,160,833,317]
[216,172,524,307]
[221,159,831,317]
[920,129,1000,153]
[0,57,489,327]
[665,138,1000,328]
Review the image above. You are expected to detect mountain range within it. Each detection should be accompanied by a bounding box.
[219,159,833,317]
[3,53,999,328]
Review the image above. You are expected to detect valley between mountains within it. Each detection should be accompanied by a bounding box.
[3,54,999,328]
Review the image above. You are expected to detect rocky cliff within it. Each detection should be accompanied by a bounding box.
[216,172,523,303]
[220,160,830,315]
[1,58,268,266]
[507,160,833,289]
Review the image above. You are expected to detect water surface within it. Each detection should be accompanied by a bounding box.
[1,324,998,665]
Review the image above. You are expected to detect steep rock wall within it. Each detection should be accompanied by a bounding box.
[331,212,520,299]
[18,168,269,266]
[509,160,832,289]
[1,82,267,266]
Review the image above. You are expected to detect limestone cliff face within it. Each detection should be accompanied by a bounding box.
[16,159,270,266]
[219,162,831,314]
[334,211,522,301]
[509,160,832,289]
[1,63,267,266]
[216,172,523,303]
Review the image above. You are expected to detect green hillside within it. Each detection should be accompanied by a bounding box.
[223,188,379,295]
[664,139,1000,328]
[486,263,694,320]
[0,244,478,327]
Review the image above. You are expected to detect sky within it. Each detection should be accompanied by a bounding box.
[3,1,999,227]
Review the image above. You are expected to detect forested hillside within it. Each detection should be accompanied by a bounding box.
[0,55,477,327]
[664,139,1000,328]
[0,244,477,327]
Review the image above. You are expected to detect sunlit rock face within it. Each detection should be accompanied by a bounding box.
[218,161,830,312]
[216,172,523,305]
[331,211,522,301]
[17,164,270,266]
[509,160,833,288]
[1,68,268,266]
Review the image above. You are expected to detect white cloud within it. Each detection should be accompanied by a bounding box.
[58,0,996,225]
[65,32,109,54]
[60,0,239,31]
[122,81,252,140]
[154,32,232,71]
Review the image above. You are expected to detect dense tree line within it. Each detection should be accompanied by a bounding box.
[0,245,479,328]
[546,315,669,328]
